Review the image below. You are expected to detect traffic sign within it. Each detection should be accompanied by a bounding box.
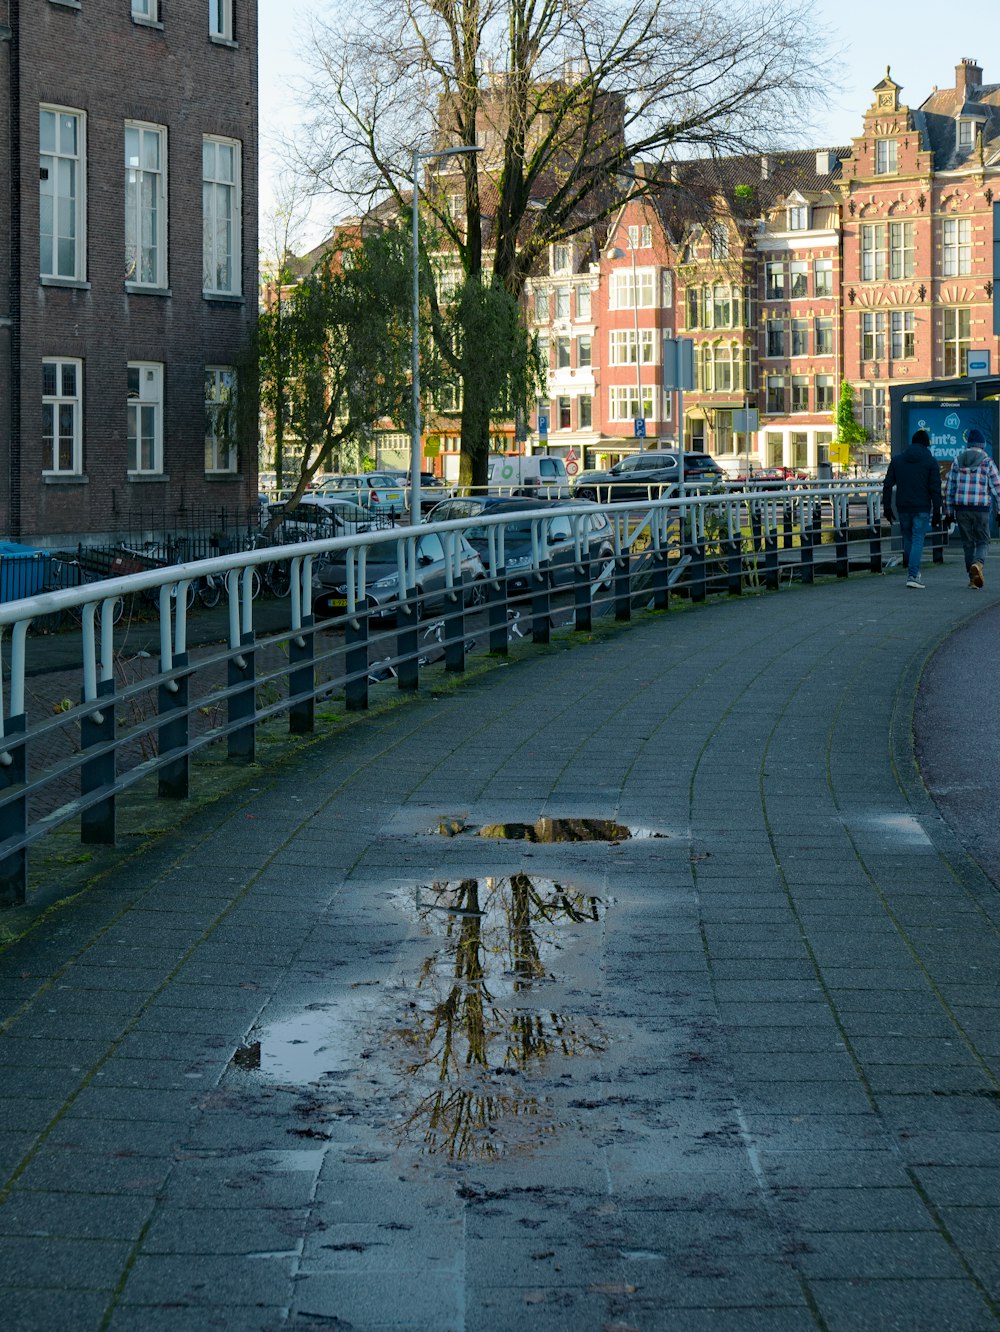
[634,417,646,438]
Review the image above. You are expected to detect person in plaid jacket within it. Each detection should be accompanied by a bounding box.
[943,428,1000,589]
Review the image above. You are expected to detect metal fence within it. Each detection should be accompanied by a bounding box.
[0,481,919,907]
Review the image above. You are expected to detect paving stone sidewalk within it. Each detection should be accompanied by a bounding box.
[2,563,1000,1331]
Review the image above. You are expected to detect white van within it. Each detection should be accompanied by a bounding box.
[487,454,570,498]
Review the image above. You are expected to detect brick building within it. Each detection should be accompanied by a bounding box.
[1,1,258,548]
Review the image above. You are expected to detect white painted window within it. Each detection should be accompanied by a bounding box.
[943,218,971,277]
[42,358,82,474]
[127,362,164,474]
[40,106,86,280]
[205,367,237,472]
[209,0,233,40]
[202,136,241,295]
[125,122,167,288]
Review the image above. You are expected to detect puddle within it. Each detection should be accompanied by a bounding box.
[437,816,667,843]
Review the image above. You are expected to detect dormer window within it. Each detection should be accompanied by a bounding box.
[958,118,975,150]
[787,204,809,231]
[875,139,898,174]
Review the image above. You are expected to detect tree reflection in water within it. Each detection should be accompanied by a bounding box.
[389,875,606,1159]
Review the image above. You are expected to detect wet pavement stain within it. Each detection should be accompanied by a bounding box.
[468,817,667,843]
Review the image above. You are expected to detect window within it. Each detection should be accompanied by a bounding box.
[943,307,971,377]
[577,335,591,368]
[127,362,163,474]
[861,224,886,281]
[790,319,809,357]
[875,139,897,174]
[608,385,654,420]
[556,337,571,369]
[943,218,971,277]
[789,261,808,299]
[42,358,82,474]
[132,0,159,19]
[40,107,85,281]
[660,269,673,308]
[202,136,241,295]
[686,288,700,329]
[125,123,167,288]
[209,0,233,40]
[575,285,591,319]
[611,269,654,309]
[814,258,833,297]
[205,367,237,472]
[862,311,886,361]
[533,288,548,321]
[555,286,570,320]
[766,320,786,357]
[765,263,784,301]
[551,243,571,274]
[557,396,571,429]
[791,376,809,413]
[890,311,915,359]
[816,375,835,411]
[815,317,834,356]
[889,221,914,279]
[766,377,786,415]
[787,204,809,231]
[609,329,654,364]
[710,224,729,260]
[579,396,592,429]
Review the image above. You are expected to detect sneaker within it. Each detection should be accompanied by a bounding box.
[906,576,925,589]
[971,562,985,588]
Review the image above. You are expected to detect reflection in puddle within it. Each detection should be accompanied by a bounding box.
[474,817,666,843]
[389,875,607,1158]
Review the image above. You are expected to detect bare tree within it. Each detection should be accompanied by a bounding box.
[291,0,829,484]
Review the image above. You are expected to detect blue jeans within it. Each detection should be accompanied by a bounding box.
[899,510,931,579]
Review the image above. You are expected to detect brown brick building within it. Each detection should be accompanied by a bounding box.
[0,0,258,547]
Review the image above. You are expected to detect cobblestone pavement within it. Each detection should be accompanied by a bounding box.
[3,562,1000,1331]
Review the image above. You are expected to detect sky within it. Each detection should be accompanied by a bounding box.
[257,0,1000,254]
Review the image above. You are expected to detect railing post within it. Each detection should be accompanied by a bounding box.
[0,715,27,906]
[614,553,631,621]
[487,572,508,655]
[531,571,551,644]
[396,600,420,692]
[228,632,256,762]
[725,538,743,596]
[158,654,189,800]
[344,612,370,710]
[289,617,316,732]
[443,581,466,673]
[81,679,117,841]
[575,557,594,630]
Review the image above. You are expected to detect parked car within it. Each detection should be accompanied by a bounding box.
[426,495,615,592]
[312,529,486,619]
[571,450,723,503]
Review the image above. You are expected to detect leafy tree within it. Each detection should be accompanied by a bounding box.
[293,0,827,484]
[255,228,413,532]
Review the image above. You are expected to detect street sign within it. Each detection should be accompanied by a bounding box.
[634,417,646,438]
[538,414,549,438]
[968,350,991,377]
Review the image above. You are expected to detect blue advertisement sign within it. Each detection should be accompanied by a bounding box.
[903,403,996,463]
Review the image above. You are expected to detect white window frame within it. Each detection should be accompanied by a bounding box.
[205,366,237,473]
[39,105,86,282]
[875,139,897,174]
[42,357,83,476]
[127,361,164,475]
[209,0,233,40]
[943,217,971,277]
[125,121,168,290]
[202,136,241,296]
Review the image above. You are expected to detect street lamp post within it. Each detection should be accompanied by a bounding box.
[410,144,482,525]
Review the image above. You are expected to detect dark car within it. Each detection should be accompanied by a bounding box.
[572,450,724,503]
[426,495,615,592]
[312,529,486,619]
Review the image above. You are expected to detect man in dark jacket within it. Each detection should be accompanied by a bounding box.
[882,428,942,589]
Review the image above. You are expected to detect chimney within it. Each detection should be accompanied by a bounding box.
[956,58,982,96]
[760,154,771,181]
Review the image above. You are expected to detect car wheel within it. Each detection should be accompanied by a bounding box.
[464,577,488,609]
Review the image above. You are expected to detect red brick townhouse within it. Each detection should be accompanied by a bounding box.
[0,1,259,547]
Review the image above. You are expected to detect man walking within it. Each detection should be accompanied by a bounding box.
[943,427,1000,589]
[882,428,942,589]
